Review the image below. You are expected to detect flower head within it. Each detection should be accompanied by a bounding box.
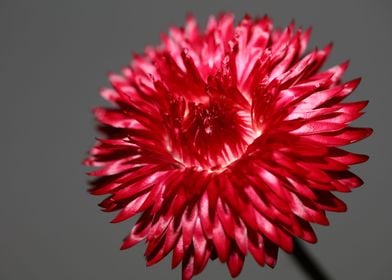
[85,13,372,279]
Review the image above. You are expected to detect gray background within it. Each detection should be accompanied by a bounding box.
[1,0,390,279]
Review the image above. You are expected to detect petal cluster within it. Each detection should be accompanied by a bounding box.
[85,14,372,279]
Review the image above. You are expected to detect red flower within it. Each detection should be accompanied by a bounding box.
[85,13,372,279]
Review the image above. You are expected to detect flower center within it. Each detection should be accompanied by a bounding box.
[164,96,254,171]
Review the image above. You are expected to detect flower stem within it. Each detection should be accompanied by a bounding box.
[291,239,331,280]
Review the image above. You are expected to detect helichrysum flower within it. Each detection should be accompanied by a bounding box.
[85,13,372,279]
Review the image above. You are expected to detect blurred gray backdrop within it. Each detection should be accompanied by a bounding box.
[1,0,390,279]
